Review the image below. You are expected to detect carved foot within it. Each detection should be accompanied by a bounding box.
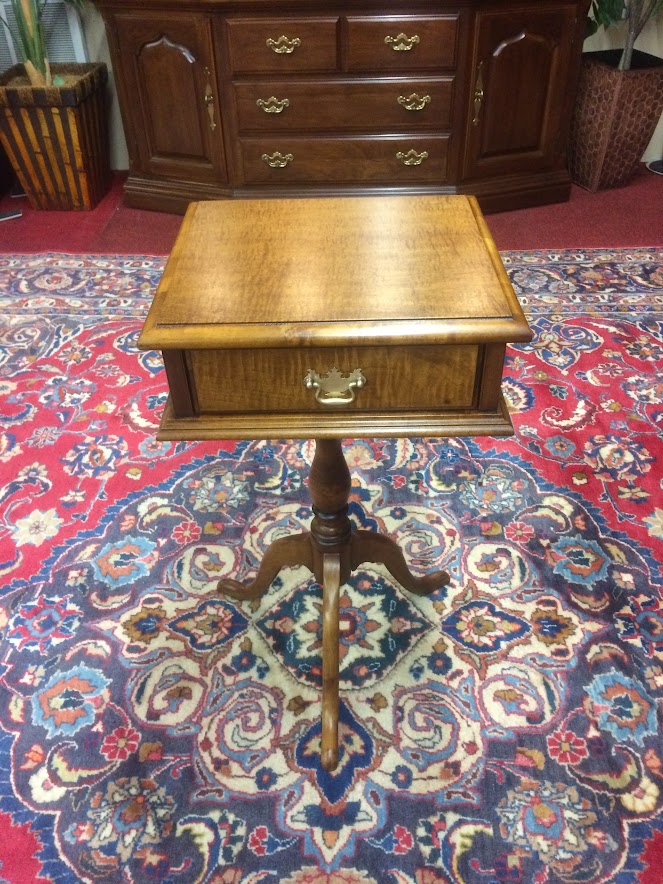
[321,553,340,771]
[218,533,314,600]
[351,529,450,597]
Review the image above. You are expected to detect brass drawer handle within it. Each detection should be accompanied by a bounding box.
[396,149,428,166]
[304,367,366,405]
[261,151,294,167]
[266,35,302,54]
[398,93,431,112]
[257,96,290,114]
[385,33,420,51]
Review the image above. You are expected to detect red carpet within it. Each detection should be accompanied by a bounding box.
[0,168,662,254]
[0,176,182,256]
[488,168,663,250]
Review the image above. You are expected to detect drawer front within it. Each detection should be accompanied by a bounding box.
[189,345,479,414]
[239,135,449,184]
[235,78,454,132]
[226,18,339,73]
[346,16,459,72]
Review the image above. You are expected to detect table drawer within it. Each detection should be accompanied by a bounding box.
[187,345,479,414]
[238,135,449,184]
[235,78,454,132]
[346,16,459,72]
[225,17,339,73]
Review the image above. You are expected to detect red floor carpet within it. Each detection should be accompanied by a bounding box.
[0,168,662,254]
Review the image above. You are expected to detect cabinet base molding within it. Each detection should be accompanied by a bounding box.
[124,172,572,216]
[458,169,573,215]
[124,174,462,214]
[124,175,231,214]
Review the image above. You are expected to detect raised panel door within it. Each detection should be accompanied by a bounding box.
[463,5,578,180]
[113,13,227,183]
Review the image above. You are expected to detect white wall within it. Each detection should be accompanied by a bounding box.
[81,6,128,170]
[82,8,663,172]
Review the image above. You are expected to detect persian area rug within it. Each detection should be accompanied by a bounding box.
[1,250,663,884]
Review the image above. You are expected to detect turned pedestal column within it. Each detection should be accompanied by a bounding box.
[218,439,450,770]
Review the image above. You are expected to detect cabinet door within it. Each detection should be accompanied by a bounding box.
[113,14,227,183]
[463,5,578,180]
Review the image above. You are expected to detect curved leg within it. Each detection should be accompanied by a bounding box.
[218,533,314,601]
[321,553,340,772]
[351,529,450,597]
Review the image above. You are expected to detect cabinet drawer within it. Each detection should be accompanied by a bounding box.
[346,16,459,71]
[238,135,449,184]
[225,17,339,73]
[188,344,479,414]
[235,78,454,132]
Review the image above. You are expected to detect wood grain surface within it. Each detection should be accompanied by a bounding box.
[138,195,531,350]
[190,344,478,413]
[234,78,453,132]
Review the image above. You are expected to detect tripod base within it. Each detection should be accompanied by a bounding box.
[218,440,450,771]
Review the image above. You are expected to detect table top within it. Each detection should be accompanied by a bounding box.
[138,195,531,351]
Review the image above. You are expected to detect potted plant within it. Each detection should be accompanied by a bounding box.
[569,0,663,191]
[0,0,111,209]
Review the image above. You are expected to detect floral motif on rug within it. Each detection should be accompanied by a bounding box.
[0,250,662,883]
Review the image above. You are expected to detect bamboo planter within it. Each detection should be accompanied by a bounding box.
[0,62,111,210]
[569,50,663,192]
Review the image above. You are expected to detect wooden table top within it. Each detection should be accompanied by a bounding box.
[138,195,531,351]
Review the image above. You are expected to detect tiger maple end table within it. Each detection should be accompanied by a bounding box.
[138,194,532,772]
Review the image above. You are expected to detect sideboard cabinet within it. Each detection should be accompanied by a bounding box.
[97,0,589,213]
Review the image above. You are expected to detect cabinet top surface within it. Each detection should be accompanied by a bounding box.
[138,195,532,350]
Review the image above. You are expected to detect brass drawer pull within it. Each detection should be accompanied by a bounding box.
[261,151,294,167]
[385,33,420,51]
[266,35,302,54]
[396,149,428,166]
[304,367,366,405]
[398,93,431,112]
[257,96,290,114]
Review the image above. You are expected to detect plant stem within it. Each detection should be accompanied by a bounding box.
[620,29,636,68]
[24,59,45,86]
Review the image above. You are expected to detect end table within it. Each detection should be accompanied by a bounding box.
[138,195,532,770]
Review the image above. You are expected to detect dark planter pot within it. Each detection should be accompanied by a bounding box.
[569,49,663,192]
[0,62,111,210]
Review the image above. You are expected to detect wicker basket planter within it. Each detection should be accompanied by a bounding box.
[0,62,111,210]
[569,50,663,192]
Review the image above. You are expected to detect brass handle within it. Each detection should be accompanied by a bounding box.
[396,149,428,166]
[266,35,301,54]
[261,151,294,168]
[203,67,216,131]
[256,96,290,114]
[304,367,366,406]
[398,93,431,112]
[385,33,420,51]
[473,61,484,126]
